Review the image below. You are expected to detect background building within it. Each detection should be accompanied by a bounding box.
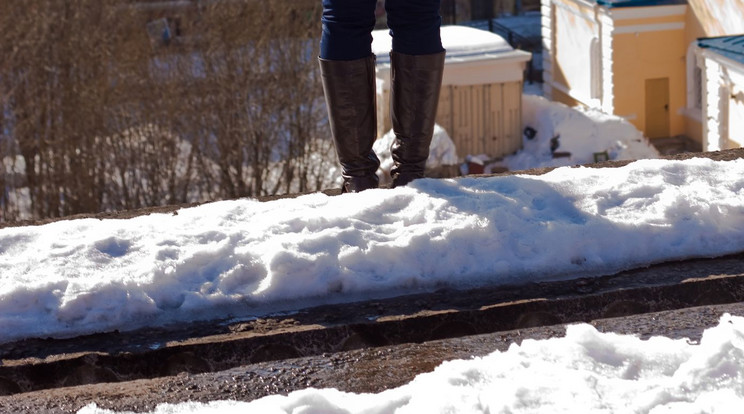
[541,0,744,151]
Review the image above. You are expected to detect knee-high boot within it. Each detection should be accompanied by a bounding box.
[389,51,446,188]
[319,55,381,193]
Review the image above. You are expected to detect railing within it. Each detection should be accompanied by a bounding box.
[459,17,543,83]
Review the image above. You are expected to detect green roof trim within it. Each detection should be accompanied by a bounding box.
[594,0,686,7]
[698,35,744,65]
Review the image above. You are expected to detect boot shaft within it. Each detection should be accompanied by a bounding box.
[390,51,446,187]
[318,55,381,192]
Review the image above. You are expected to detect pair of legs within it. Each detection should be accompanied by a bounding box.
[319,0,446,192]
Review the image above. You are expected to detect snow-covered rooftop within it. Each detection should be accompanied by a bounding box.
[373,25,529,66]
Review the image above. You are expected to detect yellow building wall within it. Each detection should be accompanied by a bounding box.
[552,87,581,108]
[611,16,687,138]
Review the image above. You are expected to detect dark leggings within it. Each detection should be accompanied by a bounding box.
[320,0,444,61]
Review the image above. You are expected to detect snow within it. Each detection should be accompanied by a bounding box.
[501,94,661,171]
[80,314,744,413]
[3,86,744,413]
[4,155,744,344]
[374,123,459,184]
[374,93,660,178]
[372,25,513,62]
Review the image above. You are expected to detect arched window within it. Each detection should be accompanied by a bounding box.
[590,37,602,101]
[686,42,703,115]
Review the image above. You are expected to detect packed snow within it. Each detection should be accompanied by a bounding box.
[3,155,744,344]
[79,313,744,413]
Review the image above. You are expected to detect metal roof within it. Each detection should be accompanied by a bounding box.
[594,0,686,7]
[698,35,744,65]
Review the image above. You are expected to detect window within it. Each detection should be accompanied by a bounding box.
[590,37,602,100]
[686,42,703,114]
[693,65,703,109]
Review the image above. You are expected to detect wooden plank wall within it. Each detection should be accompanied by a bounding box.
[376,88,392,138]
[503,81,523,155]
[377,81,523,160]
[446,81,523,159]
[486,83,505,157]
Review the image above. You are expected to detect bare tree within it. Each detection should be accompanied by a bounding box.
[0,0,335,223]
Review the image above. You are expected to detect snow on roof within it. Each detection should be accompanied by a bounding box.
[698,35,744,66]
[373,25,519,65]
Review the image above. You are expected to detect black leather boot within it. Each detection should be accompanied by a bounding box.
[319,55,381,193]
[390,51,446,188]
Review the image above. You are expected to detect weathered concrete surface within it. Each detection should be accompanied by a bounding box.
[0,148,743,412]
[1,300,742,413]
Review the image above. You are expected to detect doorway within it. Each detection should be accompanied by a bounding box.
[645,78,670,139]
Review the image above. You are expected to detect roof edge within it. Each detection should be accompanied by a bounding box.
[595,0,686,7]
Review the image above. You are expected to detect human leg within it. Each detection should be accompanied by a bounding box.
[319,0,381,192]
[385,0,446,187]
[384,0,444,56]
[320,0,378,60]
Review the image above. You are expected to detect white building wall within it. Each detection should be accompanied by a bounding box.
[542,0,609,109]
[701,51,744,151]
[702,57,724,151]
[541,0,554,99]
[598,8,614,114]
[727,68,744,148]
[552,2,599,104]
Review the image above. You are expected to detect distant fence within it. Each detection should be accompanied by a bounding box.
[0,0,336,223]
